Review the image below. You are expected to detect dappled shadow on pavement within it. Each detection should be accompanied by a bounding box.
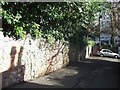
[5,81,61,88]
[4,57,120,88]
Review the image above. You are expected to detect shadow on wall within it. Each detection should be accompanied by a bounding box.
[2,46,25,88]
[68,43,86,64]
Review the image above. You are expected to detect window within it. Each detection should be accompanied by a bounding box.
[106,50,112,53]
[102,50,106,52]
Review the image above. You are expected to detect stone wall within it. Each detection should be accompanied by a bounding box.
[86,45,92,58]
[0,33,69,88]
[0,32,88,88]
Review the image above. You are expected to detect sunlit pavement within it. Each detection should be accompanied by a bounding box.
[7,56,120,88]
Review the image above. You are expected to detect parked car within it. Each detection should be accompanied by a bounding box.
[97,49,120,59]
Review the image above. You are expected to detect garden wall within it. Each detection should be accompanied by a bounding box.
[0,32,88,88]
[0,33,69,88]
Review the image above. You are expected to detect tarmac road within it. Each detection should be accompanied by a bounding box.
[7,56,120,88]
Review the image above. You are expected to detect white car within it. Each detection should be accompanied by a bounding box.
[97,49,120,59]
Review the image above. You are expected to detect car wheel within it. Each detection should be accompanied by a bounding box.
[114,55,118,59]
[100,54,104,57]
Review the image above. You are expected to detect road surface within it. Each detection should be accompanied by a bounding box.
[6,56,120,88]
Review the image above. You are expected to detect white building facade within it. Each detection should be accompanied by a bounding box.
[100,33,111,44]
[99,12,112,44]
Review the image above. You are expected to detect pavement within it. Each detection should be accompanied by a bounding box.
[6,56,120,88]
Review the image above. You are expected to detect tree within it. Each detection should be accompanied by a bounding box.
[87,2,112,39]
[110,2,120,37]
[1,2,109,46]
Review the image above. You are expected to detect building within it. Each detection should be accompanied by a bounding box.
[93,2,120,54]
[99,12,112,44]
[114,37,120,54]
[100,33,111,44]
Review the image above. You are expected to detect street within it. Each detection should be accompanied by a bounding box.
[7,56,120,88]
[2,1,120,89]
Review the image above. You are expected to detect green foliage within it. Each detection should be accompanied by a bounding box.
[88,40,95,46]
[101,43,118,53]
[102,44,111,49]
[86,2,111,39]
[1,2,109,46]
